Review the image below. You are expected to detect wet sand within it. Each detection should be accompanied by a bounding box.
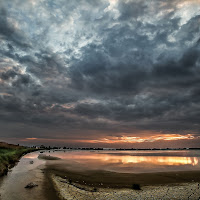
[51,174,200,200]
[45,159,200,200]
[38,154,61,160]
[45,159,200,188]
[0,152,59,200]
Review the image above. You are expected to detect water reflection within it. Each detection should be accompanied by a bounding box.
[45,150,200,173]
[23,154,39,159]
[101,155,199,166]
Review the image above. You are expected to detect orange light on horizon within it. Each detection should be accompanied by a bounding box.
[25,138,38,140]
[82,134,195,144]
[18,133,197,145]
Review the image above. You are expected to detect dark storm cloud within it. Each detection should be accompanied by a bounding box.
[0,68,18,80]
[118,0,147,20]
[0,8,31,48]
[0,0,200,145]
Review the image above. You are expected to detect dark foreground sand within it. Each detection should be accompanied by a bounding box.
[43,158,200,200]
[51,174,200,200]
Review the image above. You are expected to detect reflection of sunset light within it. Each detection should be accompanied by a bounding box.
[24,154,38,159]
[103,156,199,166]
[104,156,199,166]
[56,152,199,166]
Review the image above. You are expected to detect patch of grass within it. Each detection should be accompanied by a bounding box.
[132,183,141,190]
[0,142,36,176]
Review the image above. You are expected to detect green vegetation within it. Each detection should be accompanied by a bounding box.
[0,142,36,176]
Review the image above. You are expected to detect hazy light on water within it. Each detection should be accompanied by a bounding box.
[24,150,200,173]
[54,152,199,166]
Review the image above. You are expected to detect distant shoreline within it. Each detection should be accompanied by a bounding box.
[40,147,200,151]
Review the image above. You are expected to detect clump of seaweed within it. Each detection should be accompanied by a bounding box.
[92,188,97,192]
[132,183,141,190]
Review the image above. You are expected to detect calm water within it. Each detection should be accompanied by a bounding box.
[26,150,200,173]
[0,150,200,200]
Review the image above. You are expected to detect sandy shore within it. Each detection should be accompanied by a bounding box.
[44,160,200,200]
[51,174,200,200]
[0,152,60,200]
[45,159,200,188]
[37,154,200,199]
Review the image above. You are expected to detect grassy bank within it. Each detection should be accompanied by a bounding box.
[0,142,36,176]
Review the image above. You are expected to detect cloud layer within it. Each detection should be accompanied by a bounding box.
[0,0,200,147]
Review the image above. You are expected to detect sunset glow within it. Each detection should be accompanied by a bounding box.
[82,134,195,144]
[26,138,38,140]
[17,133,197,147]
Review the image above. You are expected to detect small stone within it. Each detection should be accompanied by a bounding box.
[25,182,38,189]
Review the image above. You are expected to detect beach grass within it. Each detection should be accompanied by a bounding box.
[0,142,36,176]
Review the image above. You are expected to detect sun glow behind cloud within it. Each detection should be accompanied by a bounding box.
[84,134,195,144]
[18,133,197,146]
[25,138,38,140]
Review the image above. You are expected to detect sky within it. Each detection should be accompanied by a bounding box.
[0,0,200,148]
